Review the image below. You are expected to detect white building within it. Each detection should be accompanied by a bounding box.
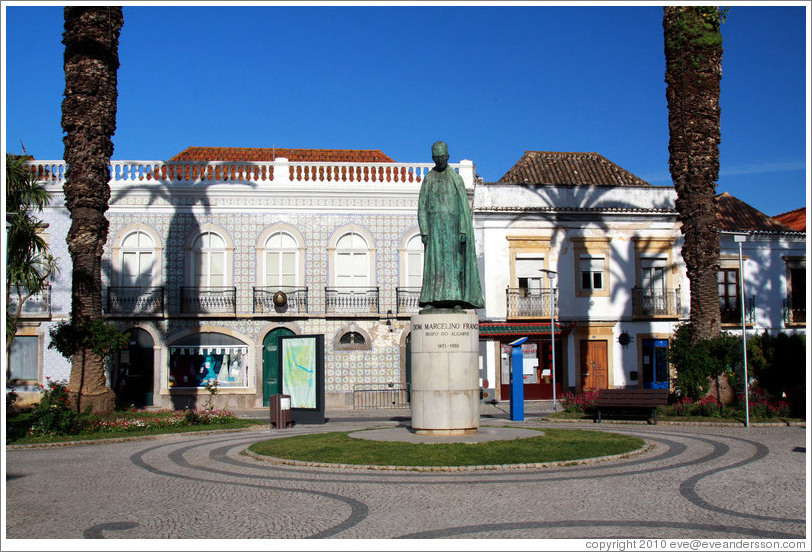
[11,147,475,410]
[9,149,805,410]
[473,152,806,402]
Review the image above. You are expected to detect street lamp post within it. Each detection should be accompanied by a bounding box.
[539,268,558,412]
[733,233,750,428]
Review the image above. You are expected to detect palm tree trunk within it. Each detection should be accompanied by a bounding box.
[61,6,123,414]
[664,6,724,341]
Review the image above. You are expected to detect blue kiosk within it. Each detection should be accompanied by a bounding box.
[509,337,528,421]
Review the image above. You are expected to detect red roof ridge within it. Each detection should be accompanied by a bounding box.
[169,146,396,163]
[775,206,805,218]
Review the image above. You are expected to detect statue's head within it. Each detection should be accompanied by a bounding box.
[431,141,449,170]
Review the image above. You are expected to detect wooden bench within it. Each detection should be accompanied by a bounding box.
[595,388,669,425]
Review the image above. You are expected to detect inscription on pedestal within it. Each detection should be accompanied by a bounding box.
[411,320,479,352]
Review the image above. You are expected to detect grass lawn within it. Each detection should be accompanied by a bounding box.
[247,428,645,467]
[6,410,265,446]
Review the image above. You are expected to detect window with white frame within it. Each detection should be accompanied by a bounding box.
[120,230,156,287]
[335,232,370,287]
[264,231,298,287]
[579,255,605,291]
[404,234,424,288]
[192,232,226,287]
[641,257,667,296]
[9,335,39,383]
[516,256,544,294]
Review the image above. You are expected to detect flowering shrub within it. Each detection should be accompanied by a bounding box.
[662,386,792,420]
[25,404,238,438]
[28,378,88,436]
[694,394,724,417]
[85,409,237,433]
[204,379,219,411]
[740,387,792,419]
[670,396,694,416]
[560,388,599,413]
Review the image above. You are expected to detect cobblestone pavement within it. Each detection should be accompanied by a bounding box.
[4,410,808,541]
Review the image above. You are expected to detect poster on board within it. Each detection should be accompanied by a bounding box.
[279,334,325,424]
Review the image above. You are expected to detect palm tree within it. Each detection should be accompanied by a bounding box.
[5,153,58,355]
[663,6,724,341]
[61,6,123,414]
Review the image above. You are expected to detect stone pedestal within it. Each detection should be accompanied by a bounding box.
[410,311,480,435]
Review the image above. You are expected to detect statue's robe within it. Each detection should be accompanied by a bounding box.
[417,166,484,309]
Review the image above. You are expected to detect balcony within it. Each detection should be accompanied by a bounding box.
[396,287,421,314]
[107,286,164,315]
[632,287,681,318]
[720,296,755,325]
[8,285,51,319]
[506,287,557,318]
[253,287,308,315]
[181,286,236,314]
[783,296,806,325]
[325,287,379,315]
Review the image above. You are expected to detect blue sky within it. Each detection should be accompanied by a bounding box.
[2,2,809,217]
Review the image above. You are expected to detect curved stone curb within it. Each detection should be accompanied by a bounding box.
[241,441,654,472]
[6,424,267,450]
[541,417,806,428]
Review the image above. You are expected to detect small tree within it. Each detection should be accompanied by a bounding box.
[670,323,741,401]
[48,319,129,412]
[5,153,59,354]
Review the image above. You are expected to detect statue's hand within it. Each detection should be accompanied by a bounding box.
[421,235,428,245]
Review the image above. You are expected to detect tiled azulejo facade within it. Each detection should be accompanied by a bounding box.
[27,155,461,410]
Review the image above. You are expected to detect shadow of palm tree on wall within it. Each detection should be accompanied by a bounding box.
[475,179,682,391]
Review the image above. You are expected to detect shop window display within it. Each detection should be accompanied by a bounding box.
[168,332,248,388]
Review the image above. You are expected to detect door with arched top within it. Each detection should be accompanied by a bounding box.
[263,327,294,406]
[115,328,154,407]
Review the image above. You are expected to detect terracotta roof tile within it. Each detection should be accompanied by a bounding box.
[715,192,797,233]
[772,207,806,232]
[497,151,650,187]
[169,147,396,163]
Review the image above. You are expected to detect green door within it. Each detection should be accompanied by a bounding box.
[263,328,294,406]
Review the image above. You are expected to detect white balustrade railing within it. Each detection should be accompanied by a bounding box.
[26,158,476,188]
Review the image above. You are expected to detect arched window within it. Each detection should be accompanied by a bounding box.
[120,230,156,287]
[192,232,226,287]
[335,231,370,287]
[339,331,366,345]
[264,231,297,287]
[404,234,424,288]
[334,325,372,351]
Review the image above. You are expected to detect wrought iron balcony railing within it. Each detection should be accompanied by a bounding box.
[107,286,164,315]
[506,287,557,318]
[7,284,51,318]
[181,286,236,314]
[325,287,379,315]
[253,287,308,314]
[783,296,806,325]
[632,286,681,317]
[395,287,421,314]
[720,296,755,325]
